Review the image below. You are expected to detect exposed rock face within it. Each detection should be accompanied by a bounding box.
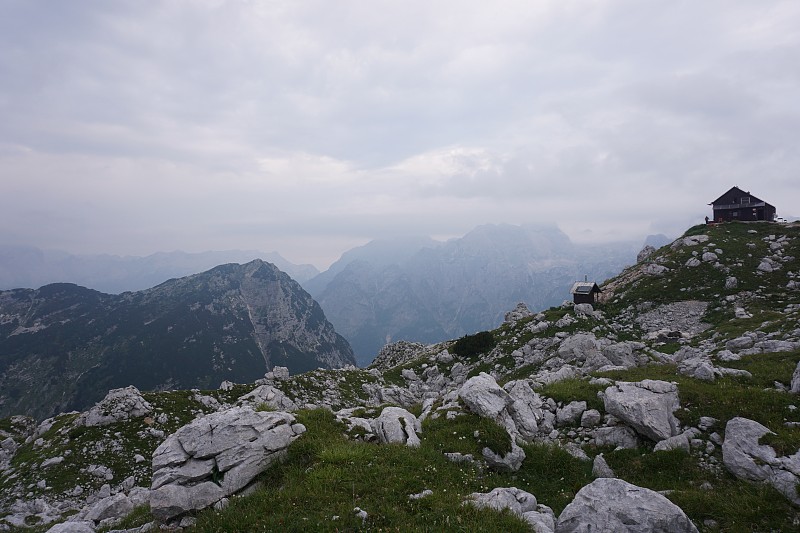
[722,417,800,506]
[0,260,355,420]
[371,407,421,447]
[75,386,152,427]
[458,373,542,444]
[150,407,305,521]
[308,224,637,364]
[555,478,698,532]
[237,385,298,411]
[792,361,800,394]
[635,301,710,338]
[467,487,556,533]
[637,245,656,263]
[602,380,681,442]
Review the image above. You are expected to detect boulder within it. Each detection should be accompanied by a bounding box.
[459,373,541,444]
[557,334,609,370]
[504,380,543,441]
[592,426,638,449]
[238,384,297,411]
[76,386,152,427]
[466,486,538,515]
[722,417,800,506]
[555,478,698,532]
[555,401,587,427]
[729,336,755,353]
[483,441,526,472]
[602,380,680,442]
[637,245,656,263]
[150,407,305,521]
[591,454,615,478]
[82,493,134,523]
[459,373,511,420]
[505,302,533,324]
[371,407,421,447]
[643,263,669,276]
[601,342,641,368]
[466,487,555,533]
[792,361,800,394]
[579,409,602,428]
[653,432,691,453]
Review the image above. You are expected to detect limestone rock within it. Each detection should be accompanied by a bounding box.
[504,380,543,440]
[643,263,669,276]
[602,380,681,442]
[505,302,533,324]
[722,417,800,506]
[791,361,800,394]
[76,386,152,427]
[150,406,305,521]
[467,486,538,515]
[46,522,95,533]
[556,402,586,427]
[555,478,698,532]
[591,454,615,478]
[579,409,601,428]
[593,426,638,449]
[371,407,421,447]
[637,245,656,263]
[238,384,297,411]
[483,441,526,472]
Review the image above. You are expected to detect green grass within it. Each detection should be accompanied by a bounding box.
[191,409,531,532]
[604,448,799,532]
[538,379,605,412]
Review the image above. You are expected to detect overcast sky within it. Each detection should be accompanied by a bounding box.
[1,1,798,269]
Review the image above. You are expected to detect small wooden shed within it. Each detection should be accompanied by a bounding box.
[570,281,602,304]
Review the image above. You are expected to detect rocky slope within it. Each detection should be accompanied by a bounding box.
[1,221,799,532]
[0,260,354,421]
[308,224,644,365]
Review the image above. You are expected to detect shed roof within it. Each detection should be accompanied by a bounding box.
[570,281,601,295]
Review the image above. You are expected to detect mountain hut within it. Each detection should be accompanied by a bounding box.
[570,281,602,304]
[709,186,776,223]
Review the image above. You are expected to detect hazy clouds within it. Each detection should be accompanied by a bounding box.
[1,0,799,267]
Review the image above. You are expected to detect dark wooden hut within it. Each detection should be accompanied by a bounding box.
[570,281,602,304]
[709,186,776,223]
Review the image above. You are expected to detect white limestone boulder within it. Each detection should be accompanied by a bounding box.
[76,386,152,427]
[791,361,800,394]
[150,406,305,521]
[238,384,298,411]
[371,407,421,447]
[555,478,698,532]
[722,417,800,506]
[601,380,681,442]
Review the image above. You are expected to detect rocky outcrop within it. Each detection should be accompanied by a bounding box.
[150,407,305,521]
[555,478,698,532]
[722,417,800,506]
[601,380,681,442]
[75,386,152,427]
[792,361,800,394]
[458,373,542,445]
[466,487,555,532]
[371,407,421,447]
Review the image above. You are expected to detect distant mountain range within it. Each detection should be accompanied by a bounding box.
[305,224,668,365]
[0,260,354,420]
[0,246,320,294]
